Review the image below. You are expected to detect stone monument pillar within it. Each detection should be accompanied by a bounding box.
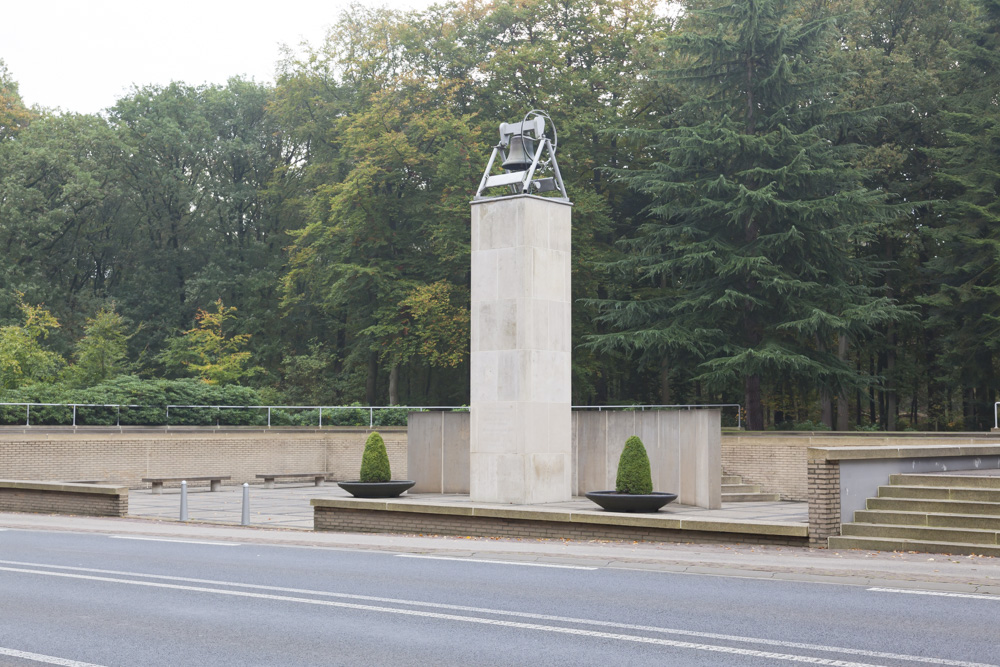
[469,194,572,504]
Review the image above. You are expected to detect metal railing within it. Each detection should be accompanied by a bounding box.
[0,402,145,427]
[0,402,465,428]
[0,402,741,429]
[164,404,463,428]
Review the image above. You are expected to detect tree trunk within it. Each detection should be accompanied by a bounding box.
[366,351,378,405]
[388,364,399,406]
[745,374,764,431]
[837,334,850,431]
[816,335,833,429]
[886,324,897,431]
[659,358,671,405]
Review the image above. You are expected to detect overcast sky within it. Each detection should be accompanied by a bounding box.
[2,0,429,115]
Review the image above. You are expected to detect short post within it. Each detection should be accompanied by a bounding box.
[180,480,188,521]
[241,483,250,526]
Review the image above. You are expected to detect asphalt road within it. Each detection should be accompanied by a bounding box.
[0,529,997,666]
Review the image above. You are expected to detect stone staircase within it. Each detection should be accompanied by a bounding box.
[722,473,780,502]
[828,472,1000,556]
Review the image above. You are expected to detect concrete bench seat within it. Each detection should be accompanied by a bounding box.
[256,473,329,489]
[141,476,230,494]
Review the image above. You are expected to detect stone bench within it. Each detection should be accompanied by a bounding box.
[141,476,230,494]
[256,473,329,489]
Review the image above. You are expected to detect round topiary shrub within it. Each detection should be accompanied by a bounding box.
[359,431,392,483]
[615,435,653,494]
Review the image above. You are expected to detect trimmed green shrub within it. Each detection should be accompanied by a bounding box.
[359,431,391,482]
[615,435,653,494]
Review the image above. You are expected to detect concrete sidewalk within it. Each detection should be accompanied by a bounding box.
[1,509,999,597]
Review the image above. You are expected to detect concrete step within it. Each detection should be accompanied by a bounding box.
[722,492,781,502]
[721,484,760,494]
[827,535,1000,557]
[877,485,1000,503]
[867,497,1000,515]
[841,522,1000,546]
[721,475,743,485]
[890,473,1000,490]
[854,510,1000,531]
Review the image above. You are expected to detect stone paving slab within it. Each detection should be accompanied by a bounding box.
[127,483,808,534]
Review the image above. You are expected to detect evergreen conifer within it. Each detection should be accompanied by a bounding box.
[359,431,391,482]
[590,0,904,429]
[615,435,653,494]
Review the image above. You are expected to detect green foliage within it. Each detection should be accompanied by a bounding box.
[158,300,260,385]
[2,0,1000,431]
[359,431,391,482]
[854,422,882,432]
[0,376,267,426]
[0,296,65,390]
[70,304,131,387]
[775,420,832,432]
[615,435,653,495]
[591,0,907,429]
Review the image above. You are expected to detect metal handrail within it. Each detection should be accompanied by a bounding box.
[1,401,742,429]
[164,404,462,428]
[0,402,464,428]
[0,402,144,427]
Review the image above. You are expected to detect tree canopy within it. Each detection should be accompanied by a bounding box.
[2,0,1000,431]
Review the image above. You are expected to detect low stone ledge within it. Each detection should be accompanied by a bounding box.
[0,479,128,517]
[0,480,128,495]
[808,444,1000,461]
[311,497,808,545]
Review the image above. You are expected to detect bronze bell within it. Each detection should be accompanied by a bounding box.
[501,134,536,172]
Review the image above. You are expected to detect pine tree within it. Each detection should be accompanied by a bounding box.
[922,0,1000,429]
[591,0,903,429]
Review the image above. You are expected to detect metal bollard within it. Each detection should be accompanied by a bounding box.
[180,480,188,521]
[241,483,250,526]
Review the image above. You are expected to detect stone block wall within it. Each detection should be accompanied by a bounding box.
[409,409,722,508]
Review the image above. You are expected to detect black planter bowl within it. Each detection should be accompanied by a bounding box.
[338,480,416,498]
[584,491,678,513]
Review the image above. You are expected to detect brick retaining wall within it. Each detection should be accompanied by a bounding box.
[0,428,406,490]
[807,459,841,547]
[0,481,128,517]
[722,436,808,500]
[313,506,807,546]
[723,433,1000,502]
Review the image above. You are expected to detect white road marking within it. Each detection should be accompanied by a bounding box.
[0,560,992,667]
[0,646,108,667]
[395,554,597,570]
[0,565,883,666]
[869,587,1000,601]
[108,535,239,546]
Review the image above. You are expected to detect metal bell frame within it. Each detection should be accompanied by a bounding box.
[474,109,569,201]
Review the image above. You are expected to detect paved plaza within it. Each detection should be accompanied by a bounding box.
[127,482,808,530]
